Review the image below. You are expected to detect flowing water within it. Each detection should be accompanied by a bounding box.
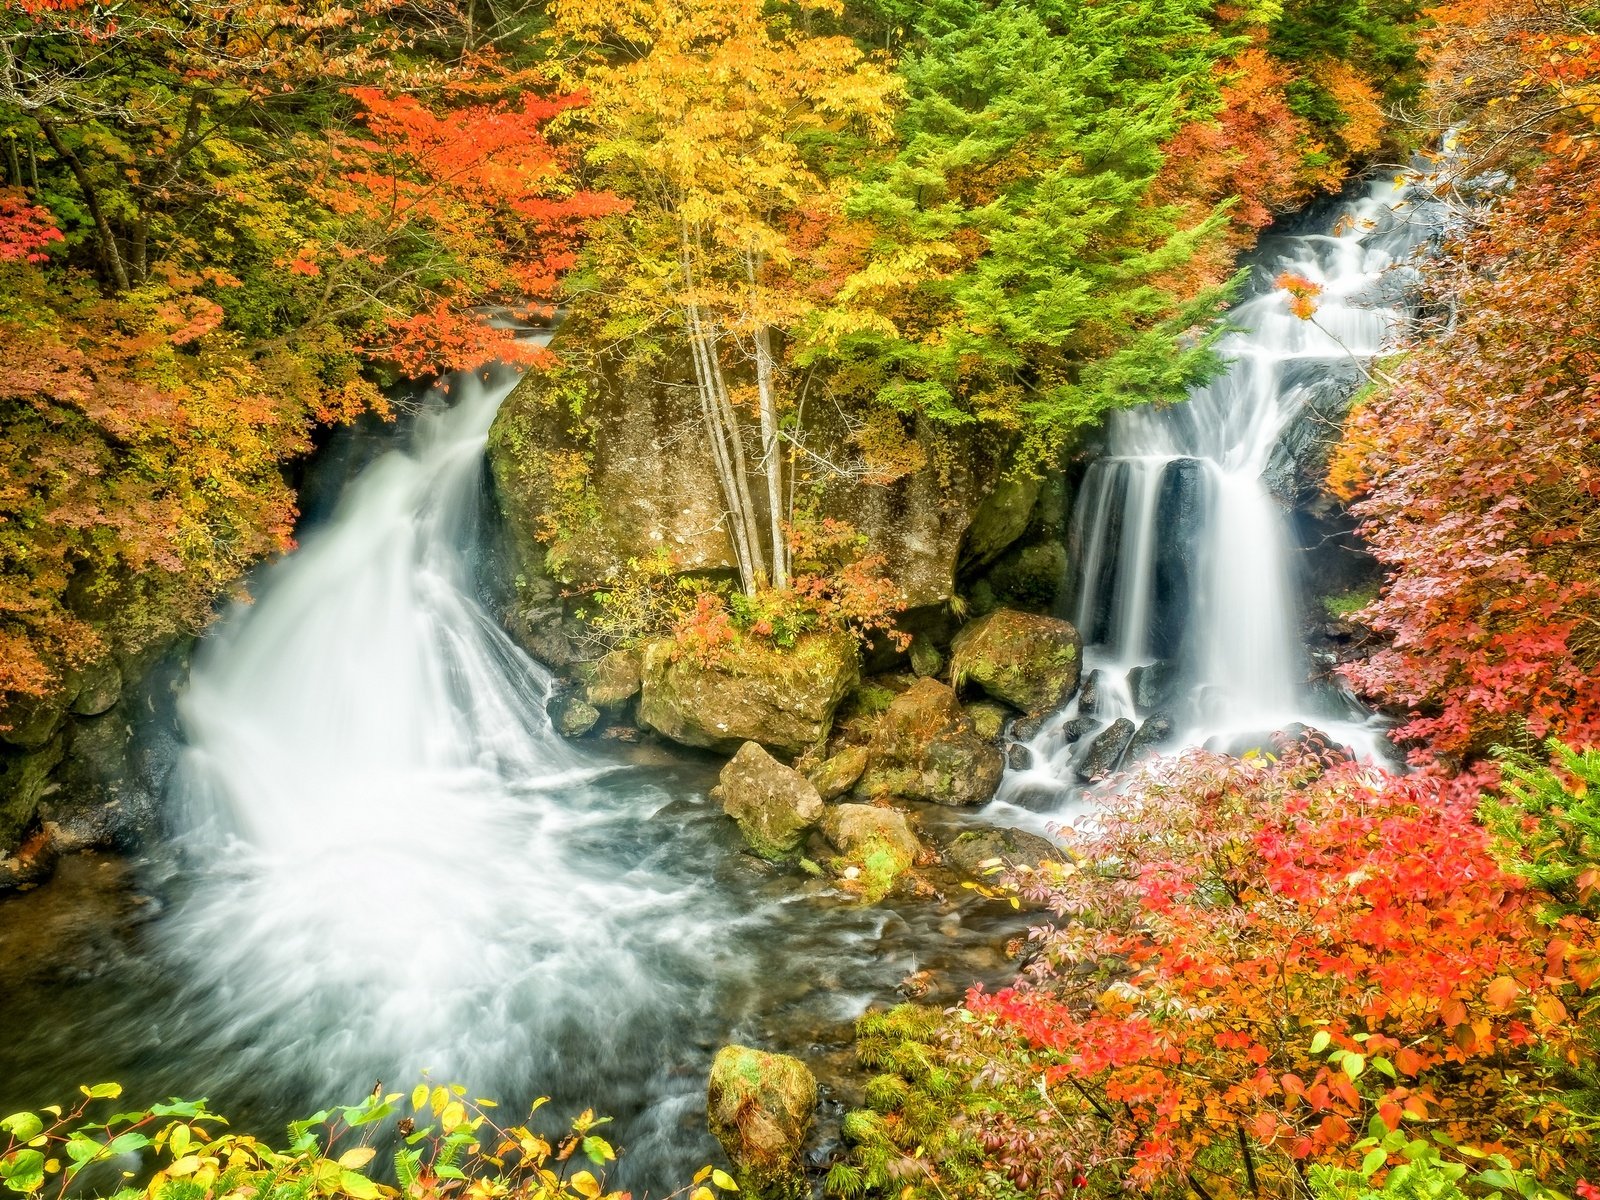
[997,169,1448,814]
[0,369,1023,1195]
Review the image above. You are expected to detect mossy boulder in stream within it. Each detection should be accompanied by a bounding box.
[857,678,1003,807]
[821,804,922,902]
[638,633,858,758]
[949,608,1081,714]
[707,1045,818,1198]
[714,742,824,860]
[580,648,642,711]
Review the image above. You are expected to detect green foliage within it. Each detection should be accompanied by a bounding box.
[1484,741,1600,920]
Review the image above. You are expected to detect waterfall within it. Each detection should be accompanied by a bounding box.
[1005,171,1447,804]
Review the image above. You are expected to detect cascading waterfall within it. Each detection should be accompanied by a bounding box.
[1003,170,1447,805]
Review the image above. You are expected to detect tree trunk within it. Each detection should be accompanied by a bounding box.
[39,118,130,292]
[753,323,787,589]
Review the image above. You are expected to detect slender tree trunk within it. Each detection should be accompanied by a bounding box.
[4,135,20,189]
[131,208,149,285]
[39,118,130,292]
[753,323,787,588]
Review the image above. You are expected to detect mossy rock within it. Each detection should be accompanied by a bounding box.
[949,608,1081,714]
[821,804,922,902]
[707,1045,818,1198]
[857,678,1003,808]
[638,633,858,758]
[962,700,1011,743]
[807,745,870,801]
[582,648,642,711]
[715,742,824,861]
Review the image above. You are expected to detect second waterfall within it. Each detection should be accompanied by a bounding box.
[1007,171,1447,800]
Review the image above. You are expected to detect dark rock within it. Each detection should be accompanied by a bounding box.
[807,745,870,801]
[68,660,122,718]
[1070,462,1127,646]
[943,827,1064,878]
[1011,712,1047,741]
[707,1046,817,1197]
[857,678,1004,807]
[1005,743,1031,770]
[960,477,1042,571]
[1078,669,1104,716]
[1128,660,1182,714]
[638,633,858,758]
[908,635,944,679]
[1150,458,1209,660]
[1076,717,1135,782]
[715,742,824,860]
[949,609,1082,714]
[1125,712,1176,765]
[1060,715,1100,745]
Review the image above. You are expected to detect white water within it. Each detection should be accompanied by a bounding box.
[1000,170,1447,810]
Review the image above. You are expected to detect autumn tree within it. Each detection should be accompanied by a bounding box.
[547,0,899,593]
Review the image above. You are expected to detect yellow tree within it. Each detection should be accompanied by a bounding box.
[549,0,897,592]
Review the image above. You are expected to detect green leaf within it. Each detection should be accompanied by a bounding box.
[1309,1030,1332,1055]
[1361,1148,1387,1178]
[581,1136,615,1165]
[0,1116,42,1144]
[1342,1053,1367,1081]
[711,1168,739,1191]
[341,1169,381,1198]
[0,1150,45,1194]
[79,1086,122,1102]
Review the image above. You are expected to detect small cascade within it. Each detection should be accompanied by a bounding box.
[1003,170,1448,808]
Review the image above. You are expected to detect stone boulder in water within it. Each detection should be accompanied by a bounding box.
[1076,717,1135,781]
[714,742,825,860]
[943,826,1063,879]
[580,648,642,711]
[1151,457,1208,660]
[638,633,858,758]
[707,1045,818,1197]
[821,803,922,901]
[1128,660,1183,713]
[949,609,1082,714]
[1125,712,1176,765]
[547,692,600,738]
[806,745,869,801]
[857,678,1004,807]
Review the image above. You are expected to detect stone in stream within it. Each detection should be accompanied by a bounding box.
[1060,714,1100,745]
[908,635,944,679]
[547,692,600,738]
[949,609,1082,714]
[806,745,869,801]
[1077,669,1104,716]
[707,1045,818,1198]
[638,632,858,758]
[715,742,824,861]
[856,678,1004,807]
[1006,742,1031,770]
[1128,660,1182,714]
[943,827,1064,880]
[1010,711,1047,742]
[581,648,642,711]
[821,804,922,902]
[963,701,1011,743]
[1076,717,1136,782]
[1125,712,1176,766]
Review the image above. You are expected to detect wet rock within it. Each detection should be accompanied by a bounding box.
[1128,660,1182,714]
[68,660,123,718]
[1078,669,1104,716]
[1060,714,1100,745]
[963,701,1010,743]
[0,694,67,752]
[707,1045,818,1197]
[821,804,922,901]
[0,734,65,858]
[960,477,1042,571]
[908,636,944,680]
[1151,458,1208,660]
[582,649,642,711]
[977,540,1069,614]
[638,633,858,758]
[0,827,58,890]
[1076,717,1135,782]
[1125,712,1176,766]
[715,742,825,860]
[943,827,1064,878]
[857,679,1004,808]
[807,746,869,801]
[949,609,1082,714]
[1006,742,1030,770]
[1206,723,1353,762]
[1011,712,1047,741]
[548,693,601,738]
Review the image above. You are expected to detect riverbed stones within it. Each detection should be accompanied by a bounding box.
[963,701,1010,743]
[638,633,858,758]
[949,609,1082,714]
[707,1045,818,1197]
[943,826,1064,879]
[547,693,600,738]
[806,745,869,801]
[1125,712,1176,766]
[857,678,1004,807]
[715,742,824,860]
[1076,717,1135,782]
[1077,668,1104,716]
[821,804,922,901]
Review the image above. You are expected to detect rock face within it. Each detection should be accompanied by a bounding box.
[707,1045,818,1197]
[638,634,858,758]
[821,804,922,901]
[1150,457,1208,661]
[715,742,825,860]
[949,609,1082,714]
[1077,717,1135,782]
[858,678,1004,807]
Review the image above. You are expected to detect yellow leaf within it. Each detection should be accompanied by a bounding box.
[711,1168,738,1190]
[410,1085,429,1112]
[337,1148,376,1170]
[570,1170,602,1199]
[1485,976,1520,1010]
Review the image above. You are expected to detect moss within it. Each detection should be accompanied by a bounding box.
[1323,584,1379,619]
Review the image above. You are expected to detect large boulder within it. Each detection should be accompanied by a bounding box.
[943,826,1063,878]
[821,804,922,902]
[707,1046,818,1198]
[638,633,858,758]
[581,649,642,711]
[949,609,1082,714]
[715,742,824,860]
[857,678,1004,807]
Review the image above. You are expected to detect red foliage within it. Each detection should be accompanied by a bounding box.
[1330,142,1600,764]
[0,190,64,263]
[964,749,1596,1192]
